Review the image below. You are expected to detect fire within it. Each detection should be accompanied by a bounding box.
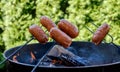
[13,53,19,62]
[30,51,36,62]
[13,55,18,62]
[12,52,36,63]
[52,60,62,65]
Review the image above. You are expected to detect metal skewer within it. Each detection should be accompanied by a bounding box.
[0,37,34,64]
[85,22,120,49]
[0,24,48,65]
[91,22,114,42]
[31,41,56,72]
[84,25,106,43]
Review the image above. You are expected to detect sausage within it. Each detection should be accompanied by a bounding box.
[40,16,56,31]
[58,19,79,38]
[29,24,48,44]
[50,27,72,48]
[92,23,110,45]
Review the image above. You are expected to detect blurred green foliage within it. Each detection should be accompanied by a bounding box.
[0,0,119,70]
[0,0,120,50]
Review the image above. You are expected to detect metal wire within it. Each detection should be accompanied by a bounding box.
[91,22,113,43]
[0,37,34,64]
[84,25,106,43]
[85,22,120,49]
[31,41,56,72]
[0,25,47,64]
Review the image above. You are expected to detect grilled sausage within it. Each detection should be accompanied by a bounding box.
[40,16,56,31]
[50,27,72,48]
[29,24,48,44]
[92,23,110,45]
[58,19,79,38]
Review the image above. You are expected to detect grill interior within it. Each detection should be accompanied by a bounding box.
[4,42,120,67]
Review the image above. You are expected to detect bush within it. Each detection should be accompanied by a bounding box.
[0,0,119,70]
[0,0,120,50]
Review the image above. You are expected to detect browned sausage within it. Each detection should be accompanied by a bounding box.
[50,27,72,48]
[40,16,56,31]
[92,23,110,45]
[58,19,79,38]
[29,24,48,44]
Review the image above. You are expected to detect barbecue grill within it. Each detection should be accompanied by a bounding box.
[1,23,120,72]
[4,42,120,72]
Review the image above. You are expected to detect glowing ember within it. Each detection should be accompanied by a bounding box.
[13,53,19,62]
[13,55,18,62]
[51,60,62,65]
[30,51,36,63]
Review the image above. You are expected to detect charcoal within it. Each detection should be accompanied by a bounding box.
[47,55,61,61]
[59,53,88,66]
[46,55,64,66]
[46,45,89,66]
